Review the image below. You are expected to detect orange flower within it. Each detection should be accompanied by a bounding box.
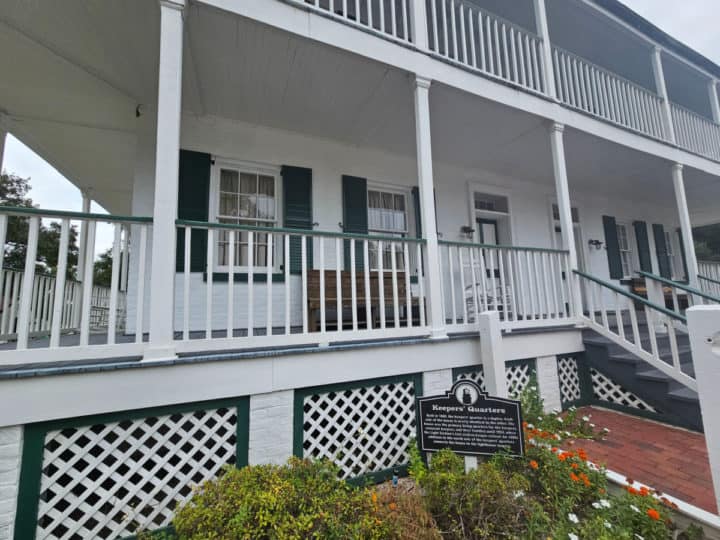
[529,460,539,470]
[627,486,639,496]
[639,486,650,497]
[388,502,397,511]
[647,508,660,521]
[371,492,378,504]
[551,447,558,453]
[570,472,580,483]
[579,472,591,487]
[571,463,579,469]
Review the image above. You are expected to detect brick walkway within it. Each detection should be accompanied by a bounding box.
[571,406,716,514]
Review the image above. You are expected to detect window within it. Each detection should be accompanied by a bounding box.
[214,165,278,269]
[616,223,633,278]
[665,231,676,278]
[367,188,407,270]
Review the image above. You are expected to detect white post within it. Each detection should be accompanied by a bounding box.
[413,76,446,339]
[478,311,507,398]
[532,0,557,100]
[548,123,582,318]
[145,0,185,360]
[409,0,429,50]
[686,305,720,512]
[672,163,700,289]
[72,191,92,329]
[709,80,720,124]
[651,47,676,144]
[0,122,7,173]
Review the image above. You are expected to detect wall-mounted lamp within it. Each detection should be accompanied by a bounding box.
[460,226,475,240]
[588,239,604,250]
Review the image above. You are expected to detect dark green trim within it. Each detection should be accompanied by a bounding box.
[476,218,499,245]
[438,240,567,254]
[203,272,285,283]
[14,396,250,540]
[676,228,690,282]
[0,205,152,224]
[638,270,720,303]
[633,221,653,273]
[653,224,672,279]
[176,219,426,244]
[699,273,720,286]
[574,270,686,322]
[602,215,623,280]
[293,373,423,481]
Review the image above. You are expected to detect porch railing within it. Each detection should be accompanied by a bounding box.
[698,260,720,297]
[639,270,720,318]
[439,241,576,332]
[575,270,696,391]
[671,102,720,161]
[552,46,666,140]
[174,220,429,354]
[0,206,152,366]
[286,0,413,43]
[427,0,545,94]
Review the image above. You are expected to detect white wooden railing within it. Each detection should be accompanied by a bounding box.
[671,102,720,161]
[439,241,576,332]
[552,46,666,140]
[699,261,720,297]
[427,0,545,93]
[576,270,696,391]
[639,271,720,329]
[0,207,152,365]
[286,0,413,43]
[174,220,429,354]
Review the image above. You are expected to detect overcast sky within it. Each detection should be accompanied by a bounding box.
[0,0,718,247]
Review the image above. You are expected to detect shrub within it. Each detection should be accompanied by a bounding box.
[173,458,396,539]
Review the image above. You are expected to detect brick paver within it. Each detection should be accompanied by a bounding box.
[570,406,716,514]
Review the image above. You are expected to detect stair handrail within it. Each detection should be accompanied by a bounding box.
[573,270,686,323]
[638,271,720,305]
[699,274,720,286]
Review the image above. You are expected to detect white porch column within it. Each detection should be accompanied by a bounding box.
[548,123,583,318]
[409,0,428,50]
[413,76,446,339]
[651,47,676,144]
[72,191,92,329]
[709,80,720,124]
[672,164,700,289]
[146,0,185,360]
[478,311,507,398]
[532,0,557,100]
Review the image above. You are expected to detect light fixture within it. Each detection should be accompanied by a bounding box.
[460,226,475,240]
[588,239,604,250]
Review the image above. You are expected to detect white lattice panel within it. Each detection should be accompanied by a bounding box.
[558,356,582,404]
[591,369,657,412]
[302,379,417,479]
[36,407,238,540]
[456,362,534,398]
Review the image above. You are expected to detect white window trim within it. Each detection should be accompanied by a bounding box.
[366,181,411,235]
[209,158,282,273]
[616,221,635,279]
[665,230,677,279]
[466,181,516,245]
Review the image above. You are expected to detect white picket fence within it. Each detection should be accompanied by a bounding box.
[427,0,546,94]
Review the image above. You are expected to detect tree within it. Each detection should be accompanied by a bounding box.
[0,172,80,279]
[93,249,113,287]
[694,224,720,262]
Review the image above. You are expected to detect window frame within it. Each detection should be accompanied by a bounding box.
[665,230,677,279]
[208,158,282,273]
[615,222,634,279]
[366,182,411,271]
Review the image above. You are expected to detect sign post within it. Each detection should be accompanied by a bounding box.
[417,379,524,459]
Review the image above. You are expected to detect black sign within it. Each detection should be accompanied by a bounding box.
[417,380,524,457]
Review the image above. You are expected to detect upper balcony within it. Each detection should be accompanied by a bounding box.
[281,0,720,163]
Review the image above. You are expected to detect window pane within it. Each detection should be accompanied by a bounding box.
[382,192,393,210]
[258,176,274,196]
[219,192,238,217]
[220,169,239,193]
[239,195,256,218]
[239,173,256,195]
[394,194,405,212]
[368,190,381,209]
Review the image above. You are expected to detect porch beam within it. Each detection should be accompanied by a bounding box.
[532,0,557,100]
[146,0,186,360]
[709,80,720,124]
[651,47,676,144]
[413,76,445,339]
[548,122,582,318]
[672,163,700,289]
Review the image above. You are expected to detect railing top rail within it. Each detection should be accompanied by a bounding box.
[551,45,661,99]
[453,0,541,41]
[0,206,153,224]
[669,101,719,126]
[699,260,720,265]
[439,239,569,254]
[176,219,427,244]
[638,270,720,304]
[574,269,687,323]
[699,274,720,286]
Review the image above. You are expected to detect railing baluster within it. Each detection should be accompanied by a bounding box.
[403,242,412,327]
[458,246,467,323]
[468,247,479,323]
[448,245,457,324]
[335,237,342,332]
[247,230,254,337]
[459,3,467,63]
[351,238,358,331]
[468,11,476,68]
[497,248,508,321]
[227,230,235,338]
[136,225,147,344]
[478,247,488,312]
[363,239,372,329]
[489,248,499,313]
[319,236,326,334]
[378,240,386,329]
[492,20,501,77]
[266,232,273,336]
[50,219,70,348]
[614,292,625,341]
[78,220,96,348]
[205,228,214,339]
[183,225,191,340]
[107,224,122,345]
[667,318,681,372]
[645,306,659,357]
[391,241,399,328]
[430,0,439,52]
[478,12,486,72]
[390,0,396,38]
[301,235,308,334]
[417,243,426,327]
[284,234,291,335]
[441,0,448,56]
[628,298,641,347]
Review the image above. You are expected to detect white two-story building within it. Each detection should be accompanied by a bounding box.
[1,0,720,538]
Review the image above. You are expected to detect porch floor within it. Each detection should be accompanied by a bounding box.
[573,406,716,514]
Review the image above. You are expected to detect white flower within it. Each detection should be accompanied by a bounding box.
[592,502,602,509]
[582,415,590,422]
[630,505,640,513]
[634,535,645,540]
[553,408,561,414]
[603,427,611,433]
[557,417,564,423]
[590,423,596,428]
[513,490,525,499]
[527,423,535,430]
[599,499,611,508]
[604,521,612,529]
[568,513,579,524]
[569,534,579,540]
[554,434,562,440]
[538,417,543,421]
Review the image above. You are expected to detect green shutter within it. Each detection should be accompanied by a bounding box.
[653,224,672,279]
[342,175,368,270]
[282,166,313,274]
[677,228,689,282]
[411,187,422,238]
[602,215,623,280]
[176,150,211,273]
[633,221,652,273]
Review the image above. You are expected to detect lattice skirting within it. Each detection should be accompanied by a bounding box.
[590,368,658,412]
[15,398,250,540]
[294,374,422,480]
[453,359,536,398]
[558,355,583,405]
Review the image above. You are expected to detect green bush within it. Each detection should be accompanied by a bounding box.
[173,458,395,539]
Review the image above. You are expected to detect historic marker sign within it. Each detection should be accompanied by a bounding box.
[417,380,524,457]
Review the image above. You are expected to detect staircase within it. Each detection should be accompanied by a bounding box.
[582,320,702,431]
